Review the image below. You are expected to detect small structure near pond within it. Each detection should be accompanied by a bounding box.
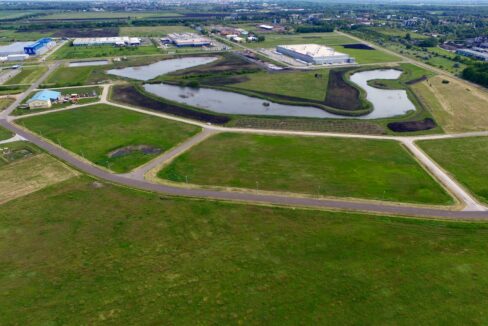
[27,90,61,109]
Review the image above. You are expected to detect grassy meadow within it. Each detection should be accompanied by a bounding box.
[1,176,488,324]
[158,133,452,205]
[19,104,200,173]
[51,43,160,60]
[419,136,488,204]
[4,66,47,85]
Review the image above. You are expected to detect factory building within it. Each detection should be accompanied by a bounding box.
[276,44,354,65]
[24,38,56,55]
[162,33,212,47]
[72,37,141,47]
[456,48,488,61]
[27,90,61,109]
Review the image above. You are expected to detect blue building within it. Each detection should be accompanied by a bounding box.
[27,90,61,109]
[24,38,53,55]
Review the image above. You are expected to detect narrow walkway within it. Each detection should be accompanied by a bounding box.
[0,134,25,145]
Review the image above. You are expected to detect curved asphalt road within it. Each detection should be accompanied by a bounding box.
[2,119,488,220]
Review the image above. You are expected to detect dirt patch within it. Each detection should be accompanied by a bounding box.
[108,145,162,158]
[387,118,437,132]
[324,69,361,110]
[343,43,374,50]
[112,84,230,124]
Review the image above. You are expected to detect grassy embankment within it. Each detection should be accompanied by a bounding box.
[18,104,200,173]
[419,136,488,204]
[158,132,452,205]
[2,176,488,324]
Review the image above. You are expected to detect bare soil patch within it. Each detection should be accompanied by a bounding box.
[108,144,162,158]
[387,118,437,132]
[343,43,374,50]
[324,69,361,110]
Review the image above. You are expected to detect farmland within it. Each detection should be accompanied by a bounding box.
[51,43,161,60]
[4,66,48,85]
[36,11,181,20]
[158,133,452,205]
[419,137,488,204]
[119,25,194,37]
[2,176,488,324]
[19,104,200,173]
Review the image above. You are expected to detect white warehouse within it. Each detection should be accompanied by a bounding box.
[72,37,141,47]
[276,44,354,65]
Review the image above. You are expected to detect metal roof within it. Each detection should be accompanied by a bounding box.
[28,90,61,102]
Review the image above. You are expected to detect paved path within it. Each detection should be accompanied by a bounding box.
[0,134,25,145]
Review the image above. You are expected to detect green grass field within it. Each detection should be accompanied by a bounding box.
[19,104,200,173]
[51,43,160,60]
[0,10,40,20]
[44,65,94,87]
[4,66,47,85]
[335,45,400,64]
[232,69,329,101]
[418,137,488,204]
[0,29,53,41]
[2,176,488,324]
[120,25,193,37]
[159,133,452,205]
[0,125,12,140]
[0,97,14,111]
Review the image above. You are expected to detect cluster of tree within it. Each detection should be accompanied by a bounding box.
[417,37,439,47]
[462,63,488,88]
[296,24,334,33]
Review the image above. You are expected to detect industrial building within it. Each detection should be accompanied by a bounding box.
[456,48,488,61]
[24,38,56,55]
[27,90,61,109]
[162,33,212,47]
[276,44,354,65]
[0,42,32,57]
[72,37,141,47]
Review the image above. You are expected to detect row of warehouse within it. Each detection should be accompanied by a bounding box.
[0,38,56,61]
[72,37,141,47]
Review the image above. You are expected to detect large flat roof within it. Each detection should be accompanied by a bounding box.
[277,44,347,58]
[0,42,32,53]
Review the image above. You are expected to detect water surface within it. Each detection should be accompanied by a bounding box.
[107,57,218,81]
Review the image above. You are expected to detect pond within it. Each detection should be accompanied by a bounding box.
[143,68,416,119]
[349,69,416,119]
[69,60,109,67]
[107,57,218,81]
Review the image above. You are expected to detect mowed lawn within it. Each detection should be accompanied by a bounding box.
[334,45,400,64]
[232,69,329,101]
[419,137,488,204]
[159,133,451,205]
[20,104,200,173]
[0,125,12,140]
[44,66,94,86]
[4,66,47,85]
[2,177,488,324]
[51,43,161,60]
